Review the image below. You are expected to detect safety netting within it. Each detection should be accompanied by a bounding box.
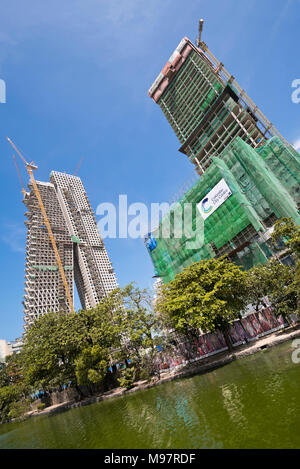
[146,137,300,283]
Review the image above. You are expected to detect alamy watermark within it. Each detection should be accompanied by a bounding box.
[96,195,204,250]
[96,179,231,249]
[0,78,6,103]
[291,79,300,103]
[291,339,300,364]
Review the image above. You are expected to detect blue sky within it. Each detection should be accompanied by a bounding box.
[0,0,299,340]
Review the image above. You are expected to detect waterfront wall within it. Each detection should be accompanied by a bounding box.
[155,308,298,372]
[29,308,299,410]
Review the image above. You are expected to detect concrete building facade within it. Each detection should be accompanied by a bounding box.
[23,172,117,330]
[146,136,300,283]
[23,180,74,330]
[0,340,12,363]
[146,34,299,283]
[50,171,118,310]
[0,338,24,362]
[148,36,287,174]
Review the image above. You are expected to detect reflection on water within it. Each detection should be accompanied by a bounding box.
[221,383,248,429]
[0,340,299,449]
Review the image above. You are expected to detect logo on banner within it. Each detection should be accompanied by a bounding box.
[197,179,232,220]
[201,198,213,214]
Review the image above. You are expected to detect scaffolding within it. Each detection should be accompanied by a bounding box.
[23,181,74,330]
[22,171,118,330]
[50,171,118,311]
[146,137,300,283]
[149,37,289,174]
[199,41,289,145]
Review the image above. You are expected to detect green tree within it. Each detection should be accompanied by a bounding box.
[0,385,25,422]
[245,263,272,312]
[22,308,116,391]
[120,284,162,372]
[271,217,300,258]
[75,345,109,386]
[7,399,30,420]
[271,217,300,313]
[0,284,166,420]
[157,258,247,351]
[0,362,5,387]
[0,353,24,388]
[21,284,163,392]
[22,311,81,390]
[91,284,164,378]
[246,260,297,323]
[118,367,136,390]
[0,353,28,423]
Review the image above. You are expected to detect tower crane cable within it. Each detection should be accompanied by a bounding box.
[6,136,75,314]
[74,157,84,176]
[11,153,26,196]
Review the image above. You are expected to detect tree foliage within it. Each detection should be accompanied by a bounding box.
[118,367,136,390]
[0,354,27,422]
[0,284,164,421]
[245,260,297,318]
[13,284,162,394]
[22,311,81,389]
[75,346,109,386]
[2,219,299,422]
[271,217,300,313]
[157,257,247,350]
[271,217,300,259]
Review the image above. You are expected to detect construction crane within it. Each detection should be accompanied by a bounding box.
[196,18,204,47]
[73,157,84,176]
[11,154,26,196]
[7,137,75,314]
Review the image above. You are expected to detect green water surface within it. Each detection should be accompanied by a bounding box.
[0,339,299,449]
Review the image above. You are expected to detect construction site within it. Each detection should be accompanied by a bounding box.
[5,21,300,328]
[8,139,118,331]
[146,21,300,283]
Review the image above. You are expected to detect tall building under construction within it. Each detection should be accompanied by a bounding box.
[148,36,289,174]
[146,29,300,282]
[50,172,117,310]
[23,180,74,330]
[23,172,117,330]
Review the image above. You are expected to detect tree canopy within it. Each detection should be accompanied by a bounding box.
[156,257,247,350]
[271,217,300,313]
[19,283,162,392]
[1,218,299,423]
[245,260,297,319]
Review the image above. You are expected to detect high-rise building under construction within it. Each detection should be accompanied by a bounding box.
[23,172,117,330]
[23,180,74,330]
[146,26,300,283]
[50,171,117,310]
[148,35,288,174]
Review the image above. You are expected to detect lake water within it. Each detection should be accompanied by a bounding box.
[0,339,299,449]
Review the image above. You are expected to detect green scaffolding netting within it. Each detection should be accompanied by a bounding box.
[158,49,224,144]
[32,265,73,272]
[147,136,300,283]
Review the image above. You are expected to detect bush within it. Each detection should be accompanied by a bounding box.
[139,369,152,382]
[118,367,136,390]
[0,385,25,422]
[7,400,30,420]
[36,403,46,412]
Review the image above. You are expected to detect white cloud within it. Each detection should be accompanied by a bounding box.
[293,138,300,151]
[1,222,25,253]
[269,0,294,39]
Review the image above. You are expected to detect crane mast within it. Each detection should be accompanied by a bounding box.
[11,154,26,196]
[7,137,75,314]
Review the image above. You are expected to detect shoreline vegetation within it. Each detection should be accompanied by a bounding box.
[1,217,299,425]
[12,324,300,424]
